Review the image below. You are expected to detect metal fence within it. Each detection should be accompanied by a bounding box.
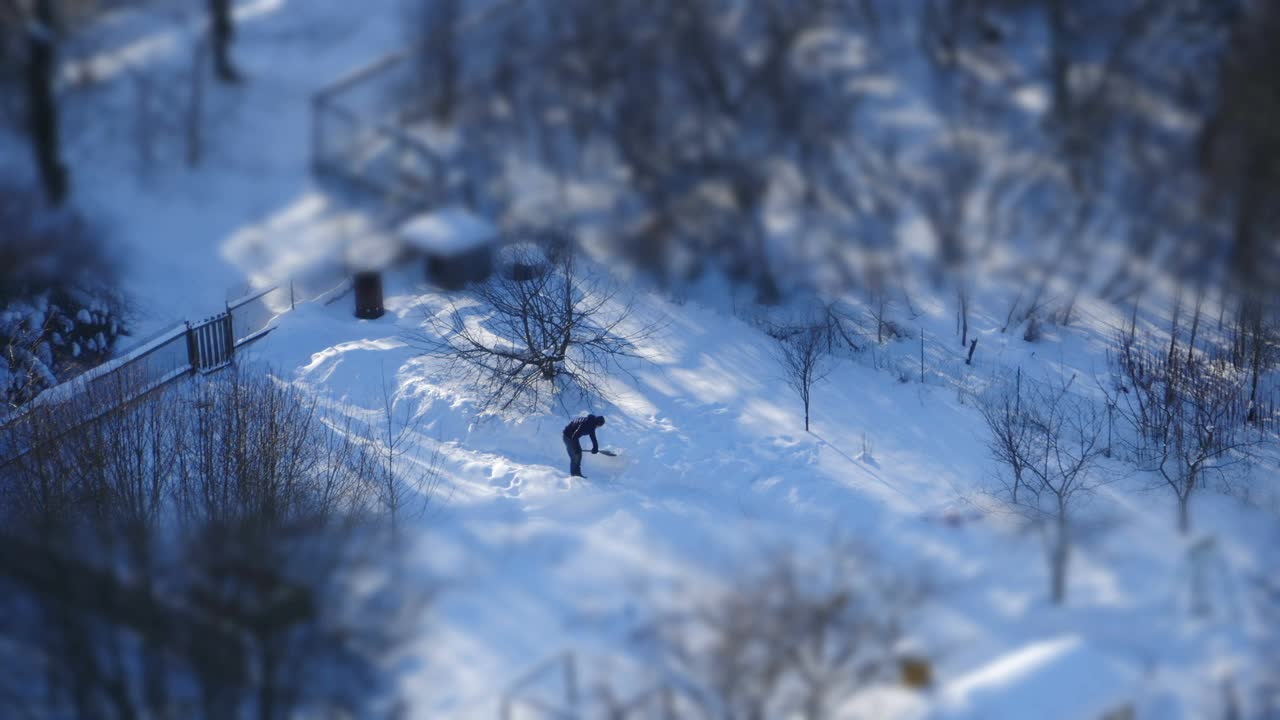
[228,284,294,347]
[1,276,352,464]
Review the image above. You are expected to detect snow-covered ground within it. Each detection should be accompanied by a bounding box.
[12,0,1277,717]
[240,262,1275,718]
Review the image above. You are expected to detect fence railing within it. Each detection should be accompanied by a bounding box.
[228,284,294,347]
[1,276,352,463]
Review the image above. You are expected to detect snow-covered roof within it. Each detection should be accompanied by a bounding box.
[497,241,550,265]
[935,636,1137,720]
[398,207,497,256]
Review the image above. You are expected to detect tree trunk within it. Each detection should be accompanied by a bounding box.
[1247,300,1263,423]
[209,0,241,83]
[1178,465,1199,535]
[1178,492,1191,535]
[1050,512,1069,604]
[259,641,276,720]
[1185,289,1203,366]
[27,0,68,205]
[187,36,208,167]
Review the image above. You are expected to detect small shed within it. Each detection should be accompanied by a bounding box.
[398,207,498,290]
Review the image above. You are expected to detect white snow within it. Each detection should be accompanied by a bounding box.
[235,266,1277,718]
[399,207,498,257]
[936,636,1137,720]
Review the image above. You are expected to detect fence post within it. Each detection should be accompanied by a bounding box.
[185,321,198,374]
[223,304,235,362]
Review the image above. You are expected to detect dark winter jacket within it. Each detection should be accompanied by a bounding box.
[563,415,603,452]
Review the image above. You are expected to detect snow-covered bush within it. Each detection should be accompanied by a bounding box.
[0,182,123,408]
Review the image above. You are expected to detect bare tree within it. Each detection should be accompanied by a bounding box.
[0,367,428,719]
[979,374,1107,603]
[636,543,925,719]
[407,0,888,298]
[23,0,68,204]
[978,369,1034,504]
[823,301,867,356]
[1229,298,1279,426]
[775,324,833,432]
[1197,1,1280,305]
[409,244,662,415]
[207,0,240,83]
[1107,331,1258,534]
[387,0,1270,313]
[114,3,221,172]
[371,368,443,538]
[409,0,462,123]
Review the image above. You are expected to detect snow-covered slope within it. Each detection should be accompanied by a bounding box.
[241,265,1274,718]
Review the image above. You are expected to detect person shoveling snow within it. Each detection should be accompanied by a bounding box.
[562,414,607,478]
